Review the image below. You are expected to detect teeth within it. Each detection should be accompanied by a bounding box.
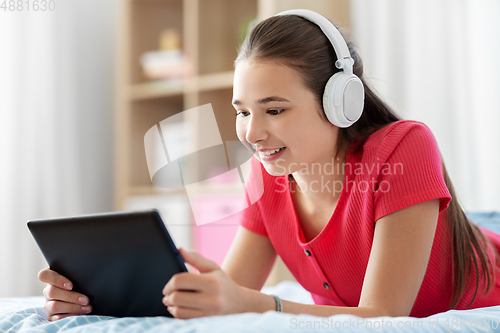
[260,147,284,156]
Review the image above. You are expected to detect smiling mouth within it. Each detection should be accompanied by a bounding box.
[259,147,285,156]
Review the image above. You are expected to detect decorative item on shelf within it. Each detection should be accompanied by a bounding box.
[139,28,194,81]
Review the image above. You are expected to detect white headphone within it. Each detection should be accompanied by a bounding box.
[274,9,365,128]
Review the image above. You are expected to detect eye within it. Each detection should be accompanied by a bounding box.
[235,109,285,117]
[235,111,249,117]
[268,109,285,116]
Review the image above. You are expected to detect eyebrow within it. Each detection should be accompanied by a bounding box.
[231,96,291,106]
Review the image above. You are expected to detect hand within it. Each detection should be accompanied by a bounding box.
[38,268,92,321]
[162,247,249,319]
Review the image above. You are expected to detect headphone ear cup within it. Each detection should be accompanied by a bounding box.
[323,72,364,128]
[343,75,364,124]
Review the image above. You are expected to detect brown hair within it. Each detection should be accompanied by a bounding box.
[235,14,500,310]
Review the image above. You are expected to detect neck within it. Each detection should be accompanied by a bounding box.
[290,151,346,211]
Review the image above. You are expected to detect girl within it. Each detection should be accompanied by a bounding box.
[39,9,500,320]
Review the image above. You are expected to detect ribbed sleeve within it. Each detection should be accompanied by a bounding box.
[373,122,452,221]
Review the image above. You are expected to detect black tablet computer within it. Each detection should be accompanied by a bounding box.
[27,209,188,318]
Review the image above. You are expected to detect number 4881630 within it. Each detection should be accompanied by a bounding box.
[1,0,56,11]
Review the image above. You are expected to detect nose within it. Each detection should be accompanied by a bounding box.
[239,113,268,149]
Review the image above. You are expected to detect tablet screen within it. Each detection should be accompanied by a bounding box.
[28,209,187,317]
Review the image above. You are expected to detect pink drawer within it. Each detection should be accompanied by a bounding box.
[193,195,243,266]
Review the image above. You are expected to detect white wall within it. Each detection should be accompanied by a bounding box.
[0,0,116,297]
[350,0,500,212]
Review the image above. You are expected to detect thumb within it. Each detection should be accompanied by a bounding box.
[178,247,220,273]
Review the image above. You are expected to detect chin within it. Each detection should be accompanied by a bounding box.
[256,156,290,176]
[262,165,287,177]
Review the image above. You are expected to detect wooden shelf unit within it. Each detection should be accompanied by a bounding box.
[114,0,350,287]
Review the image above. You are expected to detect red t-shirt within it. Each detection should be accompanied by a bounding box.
[240,119,500,317]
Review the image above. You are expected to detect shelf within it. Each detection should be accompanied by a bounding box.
[128,186,186,196]
[129,79,184,101]
[128,182,246,197]
[196,71,235,92]
[129,71,235,101]
[116,0,351,287]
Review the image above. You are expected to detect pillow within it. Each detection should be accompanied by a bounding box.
[466,211,500,234]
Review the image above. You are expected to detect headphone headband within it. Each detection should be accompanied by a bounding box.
[273,8,365,128]
[274,9,354,75]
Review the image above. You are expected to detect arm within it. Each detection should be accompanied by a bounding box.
[244,198,440,318]
[163,199,440,318]
[221,226,277,291]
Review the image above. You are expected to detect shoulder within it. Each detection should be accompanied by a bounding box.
[362,120,440,161]
[365,120,435,148]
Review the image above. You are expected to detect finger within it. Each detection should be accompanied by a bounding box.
[43,285,90,305]
[162,272,204,296]
[50,313,80,321]
[50,312,92,321]
[166,305,206,319]
[162,291,221,313]
[179,248,198,273]
[162,271,218,296]
[163,290,201,308]
[38,268,73,291]
[185,263,197,273]
[46,300,92,317]
[178,247,219,274]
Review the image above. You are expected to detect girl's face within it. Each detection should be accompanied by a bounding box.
[233,60,340,177]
